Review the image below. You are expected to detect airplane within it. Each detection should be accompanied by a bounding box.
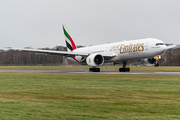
[11,24,177,72]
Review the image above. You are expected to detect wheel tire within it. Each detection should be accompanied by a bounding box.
[89,68,100,72]
[89,68,93,72]
[119,68,130,72]
[155,63,159,67]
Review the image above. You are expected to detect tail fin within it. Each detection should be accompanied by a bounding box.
[62,24,77,52]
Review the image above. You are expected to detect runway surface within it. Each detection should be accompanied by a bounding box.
[0,69,180,75]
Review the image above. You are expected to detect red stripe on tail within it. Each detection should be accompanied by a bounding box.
[69,35,76,50]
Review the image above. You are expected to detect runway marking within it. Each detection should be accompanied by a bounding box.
[0,69,180,75]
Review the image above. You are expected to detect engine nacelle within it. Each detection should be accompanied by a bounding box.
[141,58,156,66]
[86,54,104,67]
[148,58,156,64]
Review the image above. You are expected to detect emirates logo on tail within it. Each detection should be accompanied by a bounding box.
[63,25,77,51]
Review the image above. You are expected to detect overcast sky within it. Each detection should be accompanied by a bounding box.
[0,0,180,49]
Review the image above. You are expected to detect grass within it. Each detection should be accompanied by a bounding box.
[0,73,180,119]
[0,65,180,72]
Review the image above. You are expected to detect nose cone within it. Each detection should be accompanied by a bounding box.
[158,45,167,55]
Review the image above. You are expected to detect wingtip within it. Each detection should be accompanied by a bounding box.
[166,44,178,49]
[4,47,12,49]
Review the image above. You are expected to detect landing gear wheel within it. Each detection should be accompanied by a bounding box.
[89,68,100,72]
[119,68,130,72]
[155,63,159,67]
[119,61,130,72]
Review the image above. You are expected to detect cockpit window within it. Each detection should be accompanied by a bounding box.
[156,43,165,46]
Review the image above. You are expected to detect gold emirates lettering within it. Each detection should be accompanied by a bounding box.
[120,43,144,54]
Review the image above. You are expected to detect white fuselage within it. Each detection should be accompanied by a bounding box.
[73,38,167,64]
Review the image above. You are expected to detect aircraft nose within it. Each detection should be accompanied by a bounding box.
[160,45,167,54]
[156,45,167,55]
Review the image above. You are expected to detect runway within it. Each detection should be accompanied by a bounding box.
[0,69,180,75]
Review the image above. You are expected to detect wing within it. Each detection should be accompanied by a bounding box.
[11,48,89,57]
[165,44,177,49]
[11,48,117,61]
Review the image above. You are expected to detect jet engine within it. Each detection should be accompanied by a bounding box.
[86,54,104,67]
[148,58,156,64]
[141,58,156,66]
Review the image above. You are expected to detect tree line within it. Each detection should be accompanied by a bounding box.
[0,46,179,66]
[159,47,180,66]
[0,46,66,66]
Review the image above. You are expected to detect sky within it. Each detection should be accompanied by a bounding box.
[0,0,180,49]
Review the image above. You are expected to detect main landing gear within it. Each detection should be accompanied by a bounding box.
[89,67,100,72]
[119,61,130,72]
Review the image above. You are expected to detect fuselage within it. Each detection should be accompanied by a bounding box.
[73,38,167,64]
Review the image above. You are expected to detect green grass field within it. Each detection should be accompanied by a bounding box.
[0,65,180,72]
[0,72,180,119]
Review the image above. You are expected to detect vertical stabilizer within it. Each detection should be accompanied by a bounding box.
[62,24,77,52]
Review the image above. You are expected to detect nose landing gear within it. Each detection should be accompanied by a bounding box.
[155,55,161,67]
[154,62,159,67]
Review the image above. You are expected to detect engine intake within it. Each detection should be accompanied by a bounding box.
[141,58,156,66]
[148,58,156,64]
[86,54,104,67]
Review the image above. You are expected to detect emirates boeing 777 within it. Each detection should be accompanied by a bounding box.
[12,24,176,72]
